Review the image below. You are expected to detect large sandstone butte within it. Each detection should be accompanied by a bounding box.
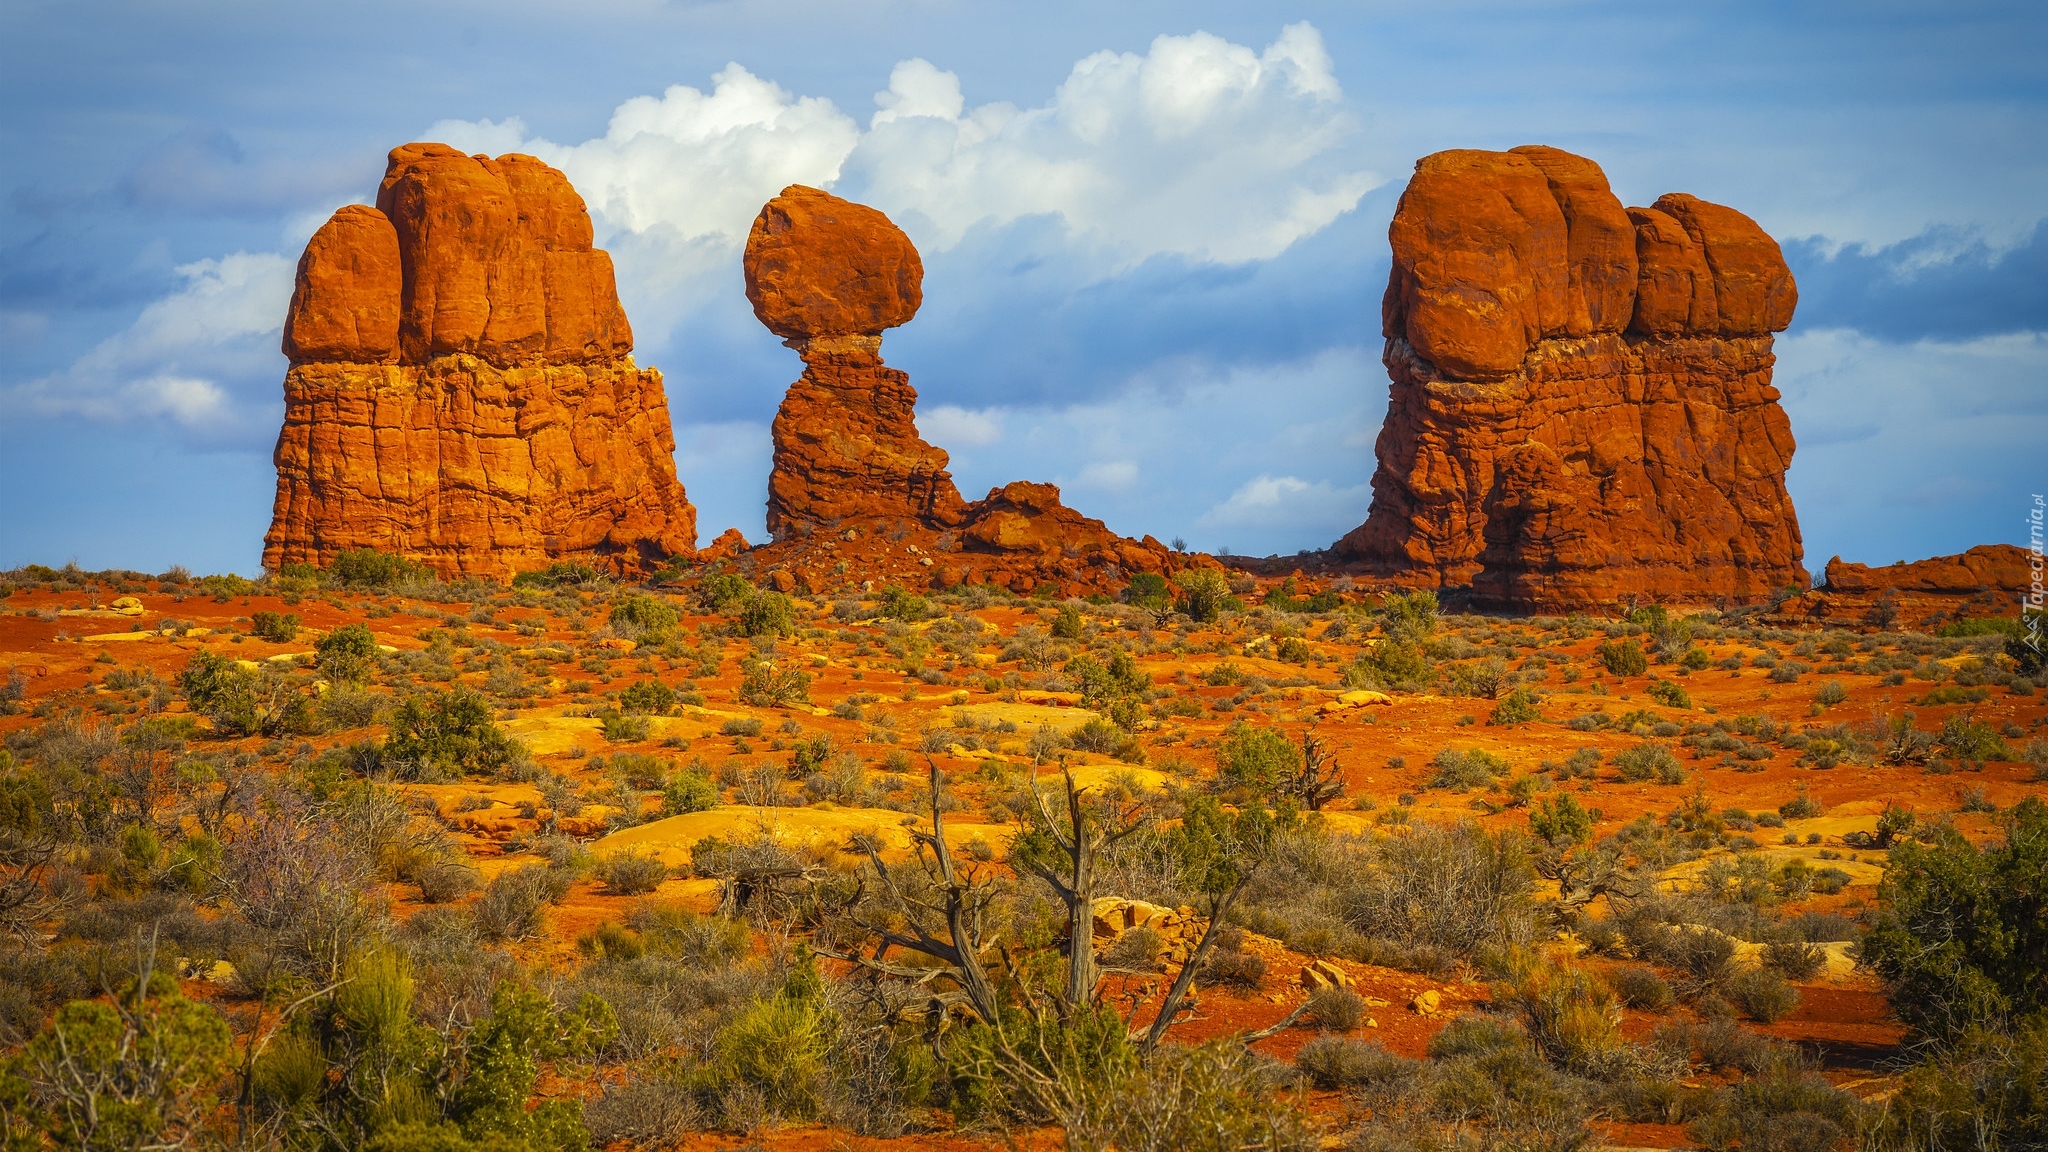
[741,185,1185,595]
[263,143,696,580]
[1335,146,1807,611]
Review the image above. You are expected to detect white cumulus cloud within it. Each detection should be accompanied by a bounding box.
[3,252,292,438]
[917,404,1004,447]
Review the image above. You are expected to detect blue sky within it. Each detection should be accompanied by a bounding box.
[2,0,2043,577]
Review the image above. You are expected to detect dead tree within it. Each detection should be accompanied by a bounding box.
[1280,727,1345,811]
[816,761,1003,1024]
[1018,767,1146,1014]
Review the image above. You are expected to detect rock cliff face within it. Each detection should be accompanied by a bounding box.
[263,143,696,580]
[741,185,1186,595]
[1336,146,1806,610]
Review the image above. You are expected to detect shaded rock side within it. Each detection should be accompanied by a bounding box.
[1338,146,1806,610]
[741,185,1186,595]
[264,143,695,580]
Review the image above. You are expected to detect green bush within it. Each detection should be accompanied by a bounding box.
[330,548,430,588]
[511,560,603,589]
[1598,639,1648,677]
[1529,793,1593,846]
[1689,1063,1861,1152]
[599,711,650,743]
[7,970,234,1151]
[1648,680,1691,709]
[251,611,300,643]
[1862,796,2048,1044]
[179,650,315,737]
[1174,569,1239,623]
[317,622,380,684]
[1614,741,1686,784]
[1295,1036,1421,1089]
[1429,746,1509,791]
[1814,680,1848,708]
[1306,986,1367,1031]
[1125,572,1171,609]
[608,595,680,643]
[1867,1014,2048,1152]
[619,679,676,715]
[1216,721,1301,795]
[1490,688,1541,725]
[662,770,717,815]
[1725,968,1799,1023]
[709,955,836,1122]
[1051,603,1085,639]
[385,688,523,779]
[879,585,930,622]
[738,591,795,637]
[738,661,810,708]
[1607,965,1675,1012]
[1938,713,2011,761]
[594,852,668,895]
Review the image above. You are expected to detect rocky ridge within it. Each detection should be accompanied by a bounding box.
[263,143,696,581]
[1335,146,1807,611]
[738,185,1191,596]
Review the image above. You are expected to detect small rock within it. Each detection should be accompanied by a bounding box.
[1410,989,1442,1015]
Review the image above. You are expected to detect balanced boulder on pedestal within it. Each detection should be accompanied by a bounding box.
[741,185,1187,595]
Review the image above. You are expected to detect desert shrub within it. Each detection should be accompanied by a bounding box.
[1937,713,2011,761]
[1607,964,1675,1012]
[385,688,522,779]
[1599,639,1648,677]
[1529,793,1594,847]
[316,622,380,684]
[1867,1015,2048,1152]
[1769,660,1810,684]
[1215,721,1301,795]
[1862,796,2048,1044]
[251,611,300,643]
[1334,822,1536,958]
[1125,572,1171,609]
[709,956,837,1122]
[1725,968,1799,1023]
[179,650,315,737]
[1067,1038,1313,1152]
[662,769,717,815]
[600,597,673,647]
[584,1074,702,1149]
[1297,1036,1422,1090]
[737,591,795,638]
[595,852,668,895]
[330,547,430,587]
[1814,681,1848,708]
[414,860,480,904]
[9,968,234,1151]
[1306,986,1367,1031]
[1489,688,1541,725]
[1051,603,1085,639]
[1200,949,1268,991]
[619,679,676,715]
[1500,957,1627,1076]
[1614,741,1686,784]
[1428,746,1508,791]
[512,560,602,588]
[738,661,810,708]
[1689,1062,1862,1152]
[1173,569,1239,623]
[318,685,385,730]
[472,867,554,942]
[1762,940,1827,981]
[720,717,764,737]
[1648,679,1691,709]
[1779,789,1822,819]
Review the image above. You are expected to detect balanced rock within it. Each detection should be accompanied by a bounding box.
[742,185,1190,596]
[1337,146,1807,610]
[264,144,696,581]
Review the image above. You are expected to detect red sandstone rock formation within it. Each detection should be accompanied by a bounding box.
[264,143,695,581]
[1823,546,2033,597]
[740,185,1186,596]
[1336,146,1807,611]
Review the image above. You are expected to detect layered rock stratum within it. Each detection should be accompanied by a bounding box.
[263,143,696,581]
[740,185,1187,595]
[1335,146,1807,611]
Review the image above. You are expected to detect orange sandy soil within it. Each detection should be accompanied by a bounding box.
[4,569,2041,1148]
